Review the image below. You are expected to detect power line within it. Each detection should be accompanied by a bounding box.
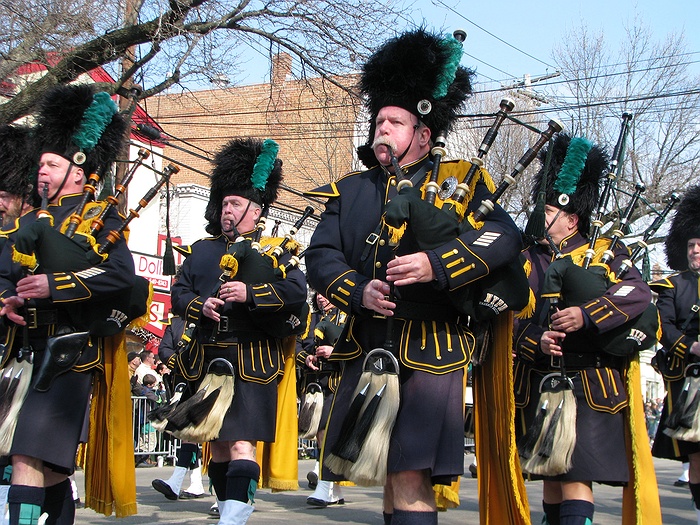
[432,0,557,72]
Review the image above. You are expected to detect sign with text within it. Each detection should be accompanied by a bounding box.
[133,252,172,291]
[144,290,172,338]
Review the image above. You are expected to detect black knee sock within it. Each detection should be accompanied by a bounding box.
[391,509,438,525]
[690,482,700,509]
[207,460,229,501]
[225,459,260,503]
[177,443,199,469]
[542,500,561,525]
[559,499,594,525]
[8,485,45,525]
[42,479,74,525]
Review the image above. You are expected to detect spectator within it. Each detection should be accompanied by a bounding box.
[135,350,162,385]
[155,362,171,401]
[133,374,161,462]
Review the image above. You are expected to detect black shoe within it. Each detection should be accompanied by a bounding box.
[209,504,220,517]
[306,496,345,507]
[468,463,477,479]
[180,490,206,499]
[74,499,84,509]
[307,471,318,489]
[674,479,689,487]
[152,479,178,500]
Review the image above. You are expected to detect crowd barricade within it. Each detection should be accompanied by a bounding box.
[298,437,317,459]
[132,396,180,463]
[464,384,475,453]
[134,395,315,462]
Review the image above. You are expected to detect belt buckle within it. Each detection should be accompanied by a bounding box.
[550,354,561,369]
[218,316,230,333]
[365,232,379,246]
[26,308,38,329]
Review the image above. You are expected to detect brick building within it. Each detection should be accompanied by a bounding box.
[149,53,364,229]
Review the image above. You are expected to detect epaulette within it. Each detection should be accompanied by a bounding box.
[193,235,224,245]
[303,169,365,199]
[173,244,192,258]
[649,277,674,292]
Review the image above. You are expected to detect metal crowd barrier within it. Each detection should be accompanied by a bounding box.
[132,396,180,463]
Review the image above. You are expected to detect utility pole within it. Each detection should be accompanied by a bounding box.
[501,72,561,106]
[113,0,143,212]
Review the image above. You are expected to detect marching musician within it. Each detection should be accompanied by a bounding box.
[513,133,659,524]
[650,185,700,524]
[296,292,347,507]
[305,29,524,524]
[170,138,307,524]
[0,84,139,525]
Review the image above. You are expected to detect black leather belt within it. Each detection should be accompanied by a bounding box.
[217,315,259,334]
[26,308,70,329]
[551,352,626,370]
[391,299,461,324]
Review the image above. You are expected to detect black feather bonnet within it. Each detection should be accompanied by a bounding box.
[0,124,39,206]
[35,83,127,177]
[356,28,475,168]
[665,185,700,271]
[530,133,609,236]
[205,137,283,235]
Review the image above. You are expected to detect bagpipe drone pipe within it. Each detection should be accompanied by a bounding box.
[382,102,561,343]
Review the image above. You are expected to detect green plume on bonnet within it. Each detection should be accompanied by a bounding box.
[72,92,118,152]
[251,139,279,191]
[554,137,593,196]
[433,35,464,99]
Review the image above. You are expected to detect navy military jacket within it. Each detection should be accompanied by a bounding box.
[171,233,307,339]
[306,157,521,313]
[651,270,700,378]
[0,193,136,356]
[305,156,522,372]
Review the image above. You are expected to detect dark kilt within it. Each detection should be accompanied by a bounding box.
[652,379,700,461]
[200,341,278,444]
[321,354,465,485]
[516,366,629,485]
[10,367,92,473]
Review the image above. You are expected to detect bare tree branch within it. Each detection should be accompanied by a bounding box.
[0,0,405,123]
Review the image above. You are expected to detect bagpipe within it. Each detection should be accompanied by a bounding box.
[384,98,539,317]
[539,113,665,358]
[154,207,315,443]
[383,103,564,368]
[210,204,315,340]
[9,156,176,338]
